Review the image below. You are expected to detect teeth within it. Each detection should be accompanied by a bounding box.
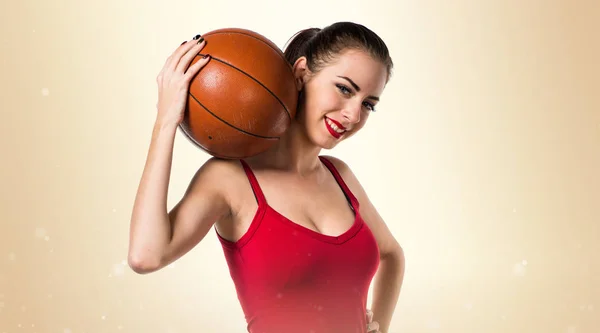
[326,118,345,134]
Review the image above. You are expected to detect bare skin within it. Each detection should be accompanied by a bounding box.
[128,37,405,333]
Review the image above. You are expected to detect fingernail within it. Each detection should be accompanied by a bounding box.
[197,37,205,44]
[193,34,202,40]
[203,54,210,59]
[181,41,186,45]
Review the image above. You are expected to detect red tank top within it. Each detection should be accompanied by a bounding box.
[216,156,380,333]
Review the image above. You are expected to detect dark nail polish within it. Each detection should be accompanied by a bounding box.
[203,54,210,59]
[197,37,205,44]
[181,41,186,45]
[193,34,202,40]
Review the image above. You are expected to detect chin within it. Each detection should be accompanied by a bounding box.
[315,132,348,150]
[319,141,340,150]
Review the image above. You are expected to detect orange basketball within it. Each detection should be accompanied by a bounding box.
[179,28,298,159]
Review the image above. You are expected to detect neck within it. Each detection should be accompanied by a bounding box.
[249,119,322,175]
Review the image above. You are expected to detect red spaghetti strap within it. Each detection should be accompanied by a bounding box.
[216,157,379,332]
[318,156,360,209]
[239,160,267,206]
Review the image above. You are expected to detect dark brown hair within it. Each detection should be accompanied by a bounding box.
[283,22,394,81]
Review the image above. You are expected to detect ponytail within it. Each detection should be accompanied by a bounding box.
[283,28,321,69]
[283,22,393,81]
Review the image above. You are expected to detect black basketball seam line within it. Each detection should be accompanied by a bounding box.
[202,30,290,67]
[177,124,233,158]
[197,53,292,121]
[187,91,282,140]
[195,53,293,122]
[203,31,284,62]
[177,124,265,159]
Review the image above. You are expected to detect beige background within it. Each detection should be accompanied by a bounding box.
[1,0,599,332]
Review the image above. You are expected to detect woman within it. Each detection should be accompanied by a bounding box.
[128,22,405,333]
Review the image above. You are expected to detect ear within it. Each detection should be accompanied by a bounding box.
[292,57,309,91]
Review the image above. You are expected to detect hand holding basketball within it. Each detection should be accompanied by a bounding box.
[178,28,298,159]
[155,38,211,127]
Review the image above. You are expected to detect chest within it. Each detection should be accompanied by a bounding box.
[240,216,381,291]
[239,171,357,238]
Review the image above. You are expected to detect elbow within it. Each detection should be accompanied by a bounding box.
[379,243,405,281]
[381,241,405,263]
[127,251,162,274]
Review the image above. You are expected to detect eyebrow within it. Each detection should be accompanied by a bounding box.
[337,76,380,101]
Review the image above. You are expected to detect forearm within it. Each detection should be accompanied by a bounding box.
[128,120,179,270]
[371,246,405,332]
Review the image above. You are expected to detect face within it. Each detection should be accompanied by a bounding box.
[293,49,388,149]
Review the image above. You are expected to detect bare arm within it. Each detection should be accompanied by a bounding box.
[127,120,178,273]
[127,37,225,274]
[128,122,230,273]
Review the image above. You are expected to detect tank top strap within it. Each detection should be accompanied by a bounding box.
[239,159,267,205]
[318,156,360,210]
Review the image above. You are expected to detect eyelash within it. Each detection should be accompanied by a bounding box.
[336,84,376,112]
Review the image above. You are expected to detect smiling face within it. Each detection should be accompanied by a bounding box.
[293,49,389,149]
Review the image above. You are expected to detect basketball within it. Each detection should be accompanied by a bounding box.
[179,28,298,159]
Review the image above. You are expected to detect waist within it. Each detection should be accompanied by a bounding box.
[247,304,367,333]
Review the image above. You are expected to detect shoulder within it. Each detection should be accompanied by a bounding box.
[321,155,403,258]
[319,154,372,205]
[320,155,362,190]
[197,156,243,174]
[320,154,351,174]
[186,157,246,197]
[191,157,242,180]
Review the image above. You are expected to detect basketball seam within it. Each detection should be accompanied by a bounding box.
[187,91,282,140]
[203,30,290,69]
[178,124,272,159]
[196,54,293,122]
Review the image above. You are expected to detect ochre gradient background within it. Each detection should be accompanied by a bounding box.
[1,0,599,332]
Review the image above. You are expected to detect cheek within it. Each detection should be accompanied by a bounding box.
[306,88,339,116]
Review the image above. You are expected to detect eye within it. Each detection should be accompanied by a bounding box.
[337,83,376,112]
[363,101,376,112]
[336,84,352,95]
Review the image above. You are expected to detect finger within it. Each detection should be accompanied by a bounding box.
[177,39,207,74]
[157,40,193,85]
[184,54,211,81]
[366,309,374,323]
[166,36,203,74]
[159,39,186,77]
[366,320,380,332]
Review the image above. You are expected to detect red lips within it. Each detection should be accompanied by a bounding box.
[326,117,346,130]
[324,117,346,139]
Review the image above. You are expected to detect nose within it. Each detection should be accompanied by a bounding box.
[341,103,361,124]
